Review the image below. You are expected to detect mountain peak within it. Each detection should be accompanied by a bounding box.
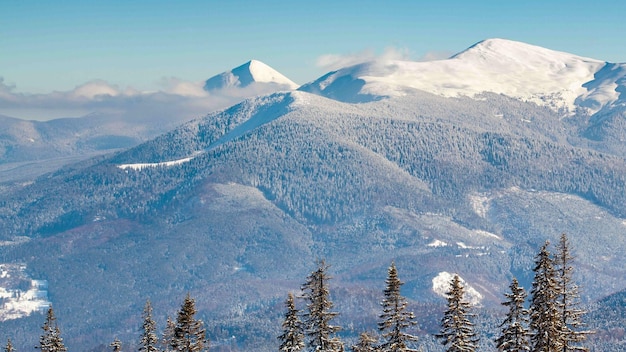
[301,38,625,114]
[204,60,298,91]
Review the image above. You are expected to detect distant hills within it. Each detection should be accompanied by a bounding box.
[1,39,625,351]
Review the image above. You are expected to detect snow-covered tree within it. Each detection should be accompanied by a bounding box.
[110,337,122,352]
[495,277,529,352]
[171,294,209,352]
[4,338,15,352]
[554,234,590,352]
[37,305,67,352]
[529,241,563,352]
[301,260,342,352]
[351,332,378,352]
[436,274,479,352]
[378,262,418,352]
[278,293,305,352]
[161,316,176,352]
[139,299,159,352]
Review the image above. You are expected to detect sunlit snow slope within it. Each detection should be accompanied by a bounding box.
[300,38,626,114]
[204,60,299,91]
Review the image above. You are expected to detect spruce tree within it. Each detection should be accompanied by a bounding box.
[278,293,305,352]
[554,234,590,352]
[161,316,176,352]
[139,299,159,352]
[301,260,342,352]
[495,277,529,352]
[529,241,563,352]
[436,274,479,352]
[171,294,209,352]
[351,332,377,352]
[4,338,15,352]
[378,262,418,352]
[110,337,122,352]
[37,305,67,352]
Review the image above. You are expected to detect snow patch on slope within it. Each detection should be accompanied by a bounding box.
[0,264,49,321]
[432,271,483,305]
[117,154,197,171]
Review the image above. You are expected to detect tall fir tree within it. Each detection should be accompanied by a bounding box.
[161,316,176,352]
[110,337,122,352]
[351,332,377,352]
[554,234,590,352]
[495,277,530,352]
[301,260,343,352]
[436,274,479,352]
[378,262,418,352]
[4,338,15,352]
[139,299,159,352]
[278,293,305,352]
[171,294,209,352]
[37,305,67,352]
[529,241,563,352]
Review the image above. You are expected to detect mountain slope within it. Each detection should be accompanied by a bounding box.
[1,89,626,350]
[204,60,298,91]
[2,40,626,351]
[300,38,626,115]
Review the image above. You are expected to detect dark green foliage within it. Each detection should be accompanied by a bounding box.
[171,294,209,352]
[161,317,176,352]
[351,332,378,352]
[4,338,15,352]
[529,242,563,352]
[378,263,418,352]
[109,337,121,352]
[495,278,529,352]
[554,234,590,352]
[436,274,479,352]
[278,293,305,352]
[37,306,67,352]
[301,260,342,352]
[139,299,159,352]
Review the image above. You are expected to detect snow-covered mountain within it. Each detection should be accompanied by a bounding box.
[203,59,299,91]
[2,39,626,351]
[300,38,626,115]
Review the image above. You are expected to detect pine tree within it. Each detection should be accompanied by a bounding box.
[529,241,563,352]
[278,293,305,352]
[495,277,530,352]
[378,262,418,352]
[110,337,122,352]
[351,332,377,352]
[554,234,590,352]
[171,294,209,352]
[436,274,479,352]
[4,338,15,352]
[161,316,176,352]
[37,305,67,352]
[139,299,159,352]
[301,260,342,352]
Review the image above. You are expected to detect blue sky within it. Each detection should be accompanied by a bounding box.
[2,0,625,94]
[1,0,625,121]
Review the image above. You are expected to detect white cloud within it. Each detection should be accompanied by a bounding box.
[316,47,411,71]
[0,76,268,122]
[70,80,121,99]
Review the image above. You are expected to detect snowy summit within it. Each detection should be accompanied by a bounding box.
[204,60,299,91]
[300,38,626,115]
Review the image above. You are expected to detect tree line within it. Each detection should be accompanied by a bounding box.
[2,234,590,352]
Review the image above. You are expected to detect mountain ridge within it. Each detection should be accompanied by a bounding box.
[204,59,299,91]
[1,39,626,351]
[300,38,626,115]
